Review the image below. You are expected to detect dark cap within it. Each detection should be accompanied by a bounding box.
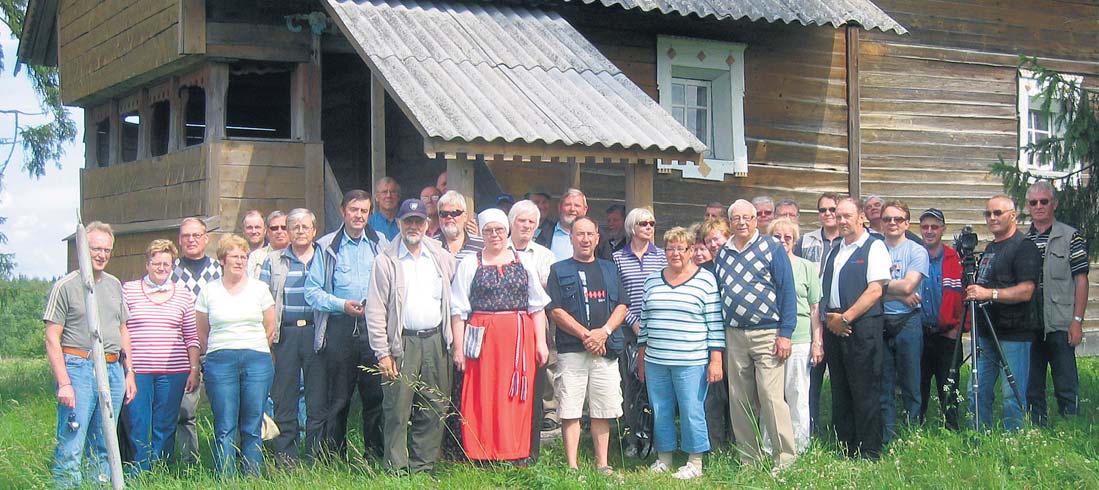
[920,208,946,224]
[496,193,514,204]
[397,199,429,220]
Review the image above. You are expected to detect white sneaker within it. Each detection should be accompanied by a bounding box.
[649,460,670,473]
[672,462,703,480]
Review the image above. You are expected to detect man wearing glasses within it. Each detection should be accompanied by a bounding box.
[1023,181,1089,426]
[965,195,1040,431]
[716,199,798,472]
[751,195,776,231]
[247,210,289,279]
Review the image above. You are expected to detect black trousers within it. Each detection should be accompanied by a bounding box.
[918,333,962,430]
[808,361,827,435]
[824,314,883,459]
[270,323,326,460]
[311,315,385,459]
[1027,330,1080,425]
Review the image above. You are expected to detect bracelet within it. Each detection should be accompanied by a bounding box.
[58,383,71,388]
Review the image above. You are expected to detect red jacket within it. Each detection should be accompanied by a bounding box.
[939,245,965,336]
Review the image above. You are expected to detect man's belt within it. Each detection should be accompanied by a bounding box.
[282,319,314,328]
[62,347,119,363]
[402,327,440,338]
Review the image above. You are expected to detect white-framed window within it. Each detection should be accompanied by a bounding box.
[657,36,747,181]
[1017,70,1083,178]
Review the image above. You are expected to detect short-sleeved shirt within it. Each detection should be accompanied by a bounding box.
[790,256,822,345]
[196,278,275,353]
[546,259,624,354]
[975,230,1041,339]
[828,232,891,310]
[43,271,127,354]
[884,239,930,315]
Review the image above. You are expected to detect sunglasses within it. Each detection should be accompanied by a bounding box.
[1028,198,1050,206]
[881,216,906,224]
[757,210,773,217]
[983,209,1013,218]
[269,225,288,231]
[439,210,465,219]
[637,220,656,227]
[818,207,837,214]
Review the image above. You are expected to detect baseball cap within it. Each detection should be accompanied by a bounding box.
[397,199,429,220]
[920,208,946,223]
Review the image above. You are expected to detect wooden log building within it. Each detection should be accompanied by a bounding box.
[16,0,1097,328]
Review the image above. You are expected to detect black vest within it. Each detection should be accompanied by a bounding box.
[821,234,883,317]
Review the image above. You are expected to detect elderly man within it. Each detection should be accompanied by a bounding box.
[916,208,964,430]
[305,189,388,458]
[965,195,1041,431]
[242,210,266,252]
[752,195,776,231]
[436,171,448,194]
[171,216,222,464]
[370,177,401,241]
[879,200,929,443]
[596,204,627,260]
[716,199,798,470]
[1024,181,1089,426]
[775,199,800,222]
[863,195,885,235]
[44,221,136,487]
[704,201,725,221]
[260,208,322,463]
[367,199,456,474]
[546,216,627,474]
[821,196,890,459]
[419,186,442,238]
[435,190,484,266]
[537,188,589,261]
[247,210,289,279]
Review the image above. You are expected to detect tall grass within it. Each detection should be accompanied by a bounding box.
[2,357,1097,489]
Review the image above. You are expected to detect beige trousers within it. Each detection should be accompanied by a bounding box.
[726,328,797,468]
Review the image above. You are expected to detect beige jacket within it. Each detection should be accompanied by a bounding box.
[366,236,455,359]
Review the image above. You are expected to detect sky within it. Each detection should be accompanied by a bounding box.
[0,26,84,279]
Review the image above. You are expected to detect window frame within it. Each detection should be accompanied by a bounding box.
[1017,69,1083,179]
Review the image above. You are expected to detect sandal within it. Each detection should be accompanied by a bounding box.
[672,462,703,480]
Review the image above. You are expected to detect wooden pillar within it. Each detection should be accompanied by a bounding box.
[567,160,581,189]
[370,73,386,186]
[292,34,322,141]
[168,77,183,151]
[447,154,475,212]
[205,63,228,141]
[107,99,121,166]
[845,25,862,199]
[84,110,98,167]
[625,163,654,211]
[137,88,152,159]
[178,0,206,55]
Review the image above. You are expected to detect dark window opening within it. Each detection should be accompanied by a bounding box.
[121,112,139,162]
[227,63,292,139]
[95,119,110,167]
[183,86,206,147]
[150,101,170,157]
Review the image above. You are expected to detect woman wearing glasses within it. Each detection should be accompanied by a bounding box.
[121,239,200,472]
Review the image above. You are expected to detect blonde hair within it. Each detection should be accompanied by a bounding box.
[663,226,695,247]
[145,239,178,261]
[85,221,115,241]
[767,217,800,241]
[216,234,250,262]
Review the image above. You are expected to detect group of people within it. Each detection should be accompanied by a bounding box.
[44,173,1088,486]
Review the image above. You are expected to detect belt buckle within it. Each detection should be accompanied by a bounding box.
[296,319,308,327]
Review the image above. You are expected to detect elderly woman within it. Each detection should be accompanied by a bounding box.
[765,217,822,453]
[638,227,724,480]
[196,234,276,476]
[689,223,713,267]
[121,239,199,472]
[450,209,550,462]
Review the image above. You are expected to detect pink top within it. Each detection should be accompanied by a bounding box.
[122,280,198,374]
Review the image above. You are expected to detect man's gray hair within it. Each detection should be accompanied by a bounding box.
[624,207,654,241]
[287,208,316,229]
[751,195,774,208]
[728,199,757,218]
[438,190,467,211]
[374,176,400,193]
[863,194,884,206]
[86,221,115,240]
[1026,180,1057,201]
[776,199,799,213]
[266,210,287,225]
[180,216,208,231]
[508,199,540,225]
[561,187,587,208]
[241,209,263,225]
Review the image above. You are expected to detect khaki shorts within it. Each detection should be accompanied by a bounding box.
[553,351,623,420]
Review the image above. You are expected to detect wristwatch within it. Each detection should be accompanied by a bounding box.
[604,325,613,336]
[1074,316,1085,323]
[991,289,999,301]
[840,314,850,326]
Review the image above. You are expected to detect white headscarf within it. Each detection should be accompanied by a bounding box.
[478,208,510,235]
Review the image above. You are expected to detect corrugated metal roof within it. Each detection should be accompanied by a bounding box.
[325,0,707,158]
[569,0,907,34]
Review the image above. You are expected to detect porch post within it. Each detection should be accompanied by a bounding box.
[625,163,654,211]
[448,154,476,213]
[370,73,387,185]
[205,63,228,141]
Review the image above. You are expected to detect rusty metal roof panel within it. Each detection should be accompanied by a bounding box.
[325,0,706,155]
[570,0,908,34]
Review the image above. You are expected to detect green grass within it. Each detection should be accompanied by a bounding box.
[2,357,1098,489]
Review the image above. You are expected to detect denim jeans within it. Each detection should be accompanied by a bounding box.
[645,362,710,454]
[52,354,125,489]
[1027,331,1080,425]
[968,337,1030,431]
[126,372,188,472]
[204,349,274,476]
[881,314,923,443]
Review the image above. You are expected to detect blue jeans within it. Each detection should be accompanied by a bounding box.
[968,338,1030,431]
[881,314,923,443]
[52,354,125,489]
[126,372,188,472]
[204,349,273,476]
[645,362,710,454]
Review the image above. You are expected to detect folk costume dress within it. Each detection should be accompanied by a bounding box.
[451,251,549,461]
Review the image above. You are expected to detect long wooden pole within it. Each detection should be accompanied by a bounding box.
[75,224,125,490]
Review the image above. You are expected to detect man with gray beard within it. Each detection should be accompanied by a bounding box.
[434,190,484,268]
[537,188,589,261]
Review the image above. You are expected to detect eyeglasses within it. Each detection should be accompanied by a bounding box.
[269,225,288,231]
[920,224,942,231]
[983,209,1014,218]
[420,195,440,202]
[148,261,173,269]
[637,220,656,228]
[757,210,773,217]
[90,247,113,255]
[1028,198,1050,206]
[772,234,796,243]
[666,246,689,254]
[439,210,465,219]
[730,215,755,223]
[818,207,837,214]
[180,233,205,241]
[882,216,907,224]
[482,227,508,236]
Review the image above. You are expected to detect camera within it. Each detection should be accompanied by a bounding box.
[954,225,981,286]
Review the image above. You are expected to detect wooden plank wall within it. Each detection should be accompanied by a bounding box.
[81,145,207,224]
[58,0,185,104]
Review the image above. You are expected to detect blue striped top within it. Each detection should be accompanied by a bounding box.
[613,243,668,328]
[260,250,314,324]
[639,267,725,366]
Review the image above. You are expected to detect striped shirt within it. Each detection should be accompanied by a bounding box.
[260,249,314,324]
[638,268,725,366]
[613,243,668,327]
[122,281,198,373]
[436,231,485,273]
[1026,225,1090,289]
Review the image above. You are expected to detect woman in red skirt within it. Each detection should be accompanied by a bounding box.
[450,208,550,462]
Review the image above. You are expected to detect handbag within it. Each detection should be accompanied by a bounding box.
[464,324,486,359]
[261,413,280,441]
